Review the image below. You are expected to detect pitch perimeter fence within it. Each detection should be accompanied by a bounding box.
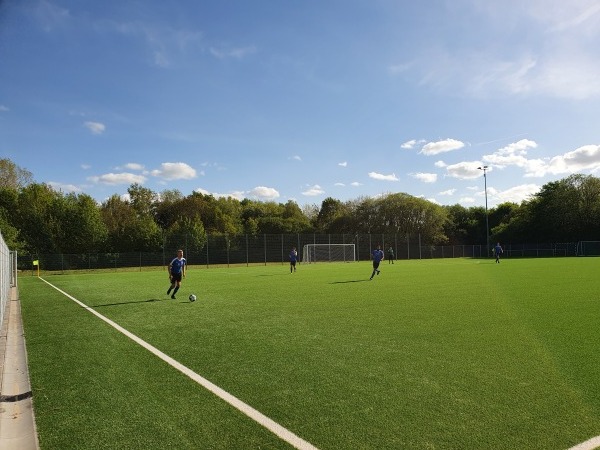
[0,231,17,333]
[15,234,580,273]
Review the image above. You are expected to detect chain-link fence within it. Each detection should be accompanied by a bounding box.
[14,233,579,274]
[0,231,17,332]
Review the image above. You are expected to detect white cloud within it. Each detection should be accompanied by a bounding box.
[209,45,257,59]
[89,173,146,185]
[544,144,600,175]
[84,121,106,135]
[194,188,245,200]
[338,161,347,167]
[81,164,91,170]
[249,186,280,200]
[445,161,484,179]
[482,140,600,177]
[302,184,325,196]
[421,139,465,156]
[48,182,82,193]
[290,155,302,161]
[351,182,362,186]
[411,172,438,183]
[334,182,345,186]
[389,62,413,74]
[459,197,476,204]
[0,105,9,112]
[439,189,457,196]
[117,163,145,171]
[368,172,399,181]
[544,2,600,32]
[151,162,196,180]
[494,183,540,204]
[483,139,544,174]
[401,139,418,149]
[434,160,447,168]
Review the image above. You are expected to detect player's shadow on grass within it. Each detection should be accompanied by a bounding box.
[330,279,370,284]
[93,298,162,307]
[255,273,290,277]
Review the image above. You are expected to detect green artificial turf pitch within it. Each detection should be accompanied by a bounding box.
[18,257,600,449]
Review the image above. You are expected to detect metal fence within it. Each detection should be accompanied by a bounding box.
[0,231,17,332]
[14,234,580,273]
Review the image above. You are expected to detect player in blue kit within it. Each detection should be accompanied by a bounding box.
[167,249,186,299]
[370,244,384,280]
[494,242,503,263]
[289,246,298,273]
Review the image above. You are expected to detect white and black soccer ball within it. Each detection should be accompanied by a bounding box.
[189,294,197,302]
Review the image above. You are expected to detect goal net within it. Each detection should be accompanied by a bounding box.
[302,244,356,263]
[576,241,600,256]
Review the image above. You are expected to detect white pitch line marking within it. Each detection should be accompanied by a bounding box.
[39,277,318,450]
[568,436,600,450]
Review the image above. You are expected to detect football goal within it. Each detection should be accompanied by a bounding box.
[576,241,600,256]
[302,244,356,263]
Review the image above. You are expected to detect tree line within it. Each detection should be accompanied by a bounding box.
[1,158,599,255]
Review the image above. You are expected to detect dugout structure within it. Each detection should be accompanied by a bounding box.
[302,243,356,264]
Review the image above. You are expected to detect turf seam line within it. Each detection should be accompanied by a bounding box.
[38,277,319,450]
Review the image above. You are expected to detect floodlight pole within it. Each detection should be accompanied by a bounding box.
[478,166,490,257]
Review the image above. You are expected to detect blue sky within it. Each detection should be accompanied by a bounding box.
[1,0,600,209]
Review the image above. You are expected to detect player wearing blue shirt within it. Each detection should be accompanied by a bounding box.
[167,249,187,299]
[494,242,503,263]
[289,247,298,273]
[370,245,384,280]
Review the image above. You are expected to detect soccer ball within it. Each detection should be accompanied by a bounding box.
[189,294,197,302]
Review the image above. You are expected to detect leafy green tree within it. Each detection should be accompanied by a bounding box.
[282,200,312,233]
[128,183,157,218]
[353,197,380,233]
[178,192,220,232]
[16,183,61,253]
[214,197,243,235]
[166,215,207,253]
[54,193,108,253]
[315,197,345,232]
[489,175,600,243]
[256,216,288,234]
[0,159,33,189]
[0,187,22,250]
[244,217,259,236]
[154,189,184,230]
[0,211,22,251]
[101,194,162,252]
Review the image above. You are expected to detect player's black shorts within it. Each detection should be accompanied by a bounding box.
[372,261,380,270]
[170,273,182,283]
[290,261,297,267]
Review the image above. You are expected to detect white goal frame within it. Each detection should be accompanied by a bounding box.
[302,244,356,263]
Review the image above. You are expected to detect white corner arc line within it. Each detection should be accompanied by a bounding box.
[568,436,600,450]
[38,277,319,450]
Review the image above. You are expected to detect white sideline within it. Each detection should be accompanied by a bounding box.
[569,436,600,450]
[39,277,318,450]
